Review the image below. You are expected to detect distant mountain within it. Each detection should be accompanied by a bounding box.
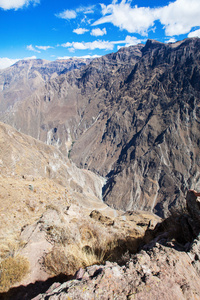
[0,58,91,112]
[1,38,200,217]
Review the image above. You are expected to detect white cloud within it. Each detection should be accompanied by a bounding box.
[57,54,100,60]
[166,37,177,43]
[0,56,36,69]
[72,42,88,50]
[93,1,155,36]
[93,0,200,37]
[91,28,107,36]
[35,45,53,50]
[56,56,71,60]
[61,35,143,52]
[188,28,200,38]
[73,28,89,35]
[112,35,143,46]
[0,57,19,69]
[76,5,95,15]
[27,45,53,52]
[27,44,41,53]
[123,35,142,46]
[61,42,72,48]
[56,9,77,20]
[0,0,39,10]
[80,54,101,59]
[156,0,200,36]
[61,40,114,51]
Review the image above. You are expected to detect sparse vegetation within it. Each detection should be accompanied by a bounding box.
[43,239,118,276]
[68,141,75,159]
[0,255,29,292]
[42,214,149,278]
[43,219,121,276]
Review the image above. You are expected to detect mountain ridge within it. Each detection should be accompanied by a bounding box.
[0,38,200,217]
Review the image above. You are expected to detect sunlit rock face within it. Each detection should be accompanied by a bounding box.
[1,38,200,217]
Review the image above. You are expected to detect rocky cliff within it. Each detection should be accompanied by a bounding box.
[1,38,200,217]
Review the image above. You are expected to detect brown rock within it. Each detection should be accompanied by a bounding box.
[186,191,200,227]
[89,210,114,226]
[31,241,200,300]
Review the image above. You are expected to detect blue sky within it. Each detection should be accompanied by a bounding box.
[0,0,200,68]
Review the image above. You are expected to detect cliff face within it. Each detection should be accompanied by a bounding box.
[1,38,200,216]
[102,38,200,216]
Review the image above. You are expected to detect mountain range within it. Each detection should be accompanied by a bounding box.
[0,38,200,218]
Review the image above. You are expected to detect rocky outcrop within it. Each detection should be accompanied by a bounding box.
[7,190,199,300]
[32,241,200,300]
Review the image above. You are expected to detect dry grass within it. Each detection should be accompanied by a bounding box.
[0,176,69,259]
[0,255,29,292]
[42,209,160,277]
[43,241,117,276]
[43,220,120,276]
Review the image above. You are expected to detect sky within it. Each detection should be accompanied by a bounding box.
[0,0,200,69]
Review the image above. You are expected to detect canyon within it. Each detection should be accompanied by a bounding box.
[0,38,200,217]
[0,37,200,298]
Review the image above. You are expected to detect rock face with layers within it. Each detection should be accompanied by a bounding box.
[1,38,200,216]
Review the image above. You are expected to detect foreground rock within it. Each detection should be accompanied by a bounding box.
[33,239,200,300]
[3,190,199,300]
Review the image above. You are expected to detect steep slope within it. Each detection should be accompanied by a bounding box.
[102,38,200,216]
[0,120,109,256]
[1,38,200,217]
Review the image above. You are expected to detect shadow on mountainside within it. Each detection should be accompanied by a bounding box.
[0,273,73,300]
[139,190,200,253]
